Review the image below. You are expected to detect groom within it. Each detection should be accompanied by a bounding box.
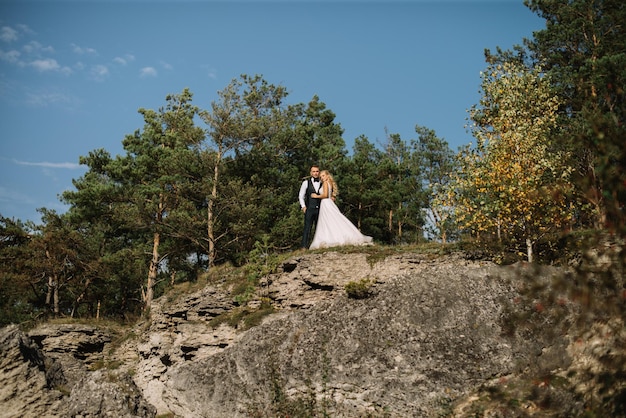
[298,165,322,249]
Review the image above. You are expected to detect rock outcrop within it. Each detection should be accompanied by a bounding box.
[0,323,155,418]
[0,324,65,417]
[0,250,622,417]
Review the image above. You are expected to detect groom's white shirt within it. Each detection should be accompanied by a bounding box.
[299,178,321,208]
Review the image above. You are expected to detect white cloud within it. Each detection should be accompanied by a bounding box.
[23,90,79,108]
[0,38,60,70]
[0,24,34,44]
[161,60,173,71]
[71,43,97,55]
[90,64,109,81]
[13,159,83,169]
[0,26,18,43]
[140,66,157,77]
[113,53,135,65]
[15,24,35,36]
[30,58,60,72]
[23,40,54,55]
[28,58,72,75]
[0,49,21,64]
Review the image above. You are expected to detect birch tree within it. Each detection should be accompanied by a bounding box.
[454,61,574,262]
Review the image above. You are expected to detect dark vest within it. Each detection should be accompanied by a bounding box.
[305,179,322,209]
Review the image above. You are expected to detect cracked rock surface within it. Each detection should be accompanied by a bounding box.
[2,251,618,417]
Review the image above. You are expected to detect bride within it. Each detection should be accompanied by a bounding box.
[308,170,373,249]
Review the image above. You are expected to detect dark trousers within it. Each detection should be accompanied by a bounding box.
[301,208,319,248]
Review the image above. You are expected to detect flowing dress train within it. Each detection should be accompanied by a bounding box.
[309,187,373,249]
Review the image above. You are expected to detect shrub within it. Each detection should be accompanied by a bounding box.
[345,278,375,299]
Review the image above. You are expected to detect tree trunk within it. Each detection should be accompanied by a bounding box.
[397,203,402,239]
[587,162,607,229]
[71,278,92,318]
[44,248,60,317]
[46,275,52,306]
[207,150,222,269]
[526,237,534,263]
[496,218,502,242]
[45,250,53,308]
[207,189,215,268]
[432,207,447,244]
[45,273,60,317]
[53,280,59,316]
[145,195,165,310]
[145,230,160,309]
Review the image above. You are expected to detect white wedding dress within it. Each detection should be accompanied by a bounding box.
[309,186,373,249]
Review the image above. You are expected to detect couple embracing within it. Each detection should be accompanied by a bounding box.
[299,165,373,250]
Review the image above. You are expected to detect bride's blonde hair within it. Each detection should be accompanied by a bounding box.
[321,170,338,199]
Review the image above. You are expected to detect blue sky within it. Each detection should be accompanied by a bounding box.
[0,0,544,224]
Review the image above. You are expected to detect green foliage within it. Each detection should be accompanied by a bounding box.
[338,131,442,246]
[345,278,375,299]
[412,125,458,243]
[524,0,626,232]
[480,5,626,409]
[451,61,574,262]
[89,359,123,371]
[209,302,275,331]
[435,396,454,418]
[230,235,282,305]
[223,92,348,258]
[0,216,40,326]
[6,13,622,406]
[199,75,291,266]
[63,89,206,310]
[204,236,285,330]
[3,69,466,323]
[340,136,387,240]
[378,132,425,244]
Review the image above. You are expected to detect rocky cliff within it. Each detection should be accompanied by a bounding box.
[1,250,623,417]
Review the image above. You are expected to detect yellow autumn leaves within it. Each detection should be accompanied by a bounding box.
[443,62,574,261]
